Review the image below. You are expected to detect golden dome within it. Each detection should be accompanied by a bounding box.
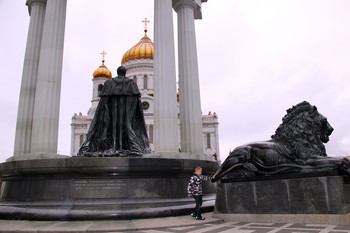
[121,29,154,64]
[93,60,112,79]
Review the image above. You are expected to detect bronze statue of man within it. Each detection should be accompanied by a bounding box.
[78,66,151,157]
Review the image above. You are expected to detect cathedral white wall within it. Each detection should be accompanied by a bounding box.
[71,114,219,159]
[202,117,220,160]
[71,116,88,156]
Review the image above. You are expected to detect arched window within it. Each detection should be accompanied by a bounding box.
[97,84,103,96]
[149,125,153,143]
[206,133,211,149]
[133,76,137,84]
[143,75,148,89]
[79,135,84,146]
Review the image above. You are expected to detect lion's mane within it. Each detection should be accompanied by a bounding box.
[271,101,327,160]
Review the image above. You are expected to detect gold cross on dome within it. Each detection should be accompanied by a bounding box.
[100,50,107,61]
[142,18,150,31]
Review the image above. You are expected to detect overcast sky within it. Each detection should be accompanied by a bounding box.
[0,0,350,163]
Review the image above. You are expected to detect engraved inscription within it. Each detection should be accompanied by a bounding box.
[73,180,127,190]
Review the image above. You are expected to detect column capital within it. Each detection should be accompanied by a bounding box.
[172,0,207,19]
[26,0,47,16]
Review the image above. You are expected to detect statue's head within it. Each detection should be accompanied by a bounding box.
[117,66,126,76]
[271,101,333,158]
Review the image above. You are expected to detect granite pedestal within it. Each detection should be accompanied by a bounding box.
[213,175,350,224]
[0,156,218,220]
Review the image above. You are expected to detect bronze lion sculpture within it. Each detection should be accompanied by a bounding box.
[212,101,350,182]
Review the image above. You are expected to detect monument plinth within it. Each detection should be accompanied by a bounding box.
[0,156,218,220]
[213,175,350,224]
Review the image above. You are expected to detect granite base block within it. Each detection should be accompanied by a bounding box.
[215,176,349,215]
[214,175,350,224]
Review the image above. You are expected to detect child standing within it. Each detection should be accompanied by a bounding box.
[187,166,212,220]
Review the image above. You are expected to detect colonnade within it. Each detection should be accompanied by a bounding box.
[14,0,206,159]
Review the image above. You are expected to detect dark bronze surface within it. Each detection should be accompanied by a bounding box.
[213,101,350,182]
[78,66,151,157]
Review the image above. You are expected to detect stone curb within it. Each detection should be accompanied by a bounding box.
[0,212,223,232]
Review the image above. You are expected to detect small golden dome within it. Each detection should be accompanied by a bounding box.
[93,60,112,79]
[121,29,154,64]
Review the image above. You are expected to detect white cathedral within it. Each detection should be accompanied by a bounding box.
[70,28,219,160]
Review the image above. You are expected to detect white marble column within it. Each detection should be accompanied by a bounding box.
[70,123,75,156]
[173,0,204,155]
[30,0,67,154]
[14,0,47,156]
[153,0,179,153]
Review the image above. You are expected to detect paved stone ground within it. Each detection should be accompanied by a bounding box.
[132,222,350,233]
[1,213,350,233]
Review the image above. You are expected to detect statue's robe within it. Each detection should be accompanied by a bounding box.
[78,76,150,157]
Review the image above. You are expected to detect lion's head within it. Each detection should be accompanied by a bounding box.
[271,101,333,160]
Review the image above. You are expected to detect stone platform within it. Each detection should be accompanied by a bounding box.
[0,156,219,220]
[213,175,350,225]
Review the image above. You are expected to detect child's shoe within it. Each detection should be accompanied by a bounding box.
[196,216,205,220]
